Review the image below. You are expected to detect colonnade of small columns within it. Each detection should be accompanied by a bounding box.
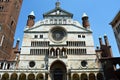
[40,18,75,25]
[0,62,16,70]
[49,47,87,57]
[31,41,86,47]
[30,47,87,56]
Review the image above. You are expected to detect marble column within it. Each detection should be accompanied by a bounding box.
[2,62,6,69]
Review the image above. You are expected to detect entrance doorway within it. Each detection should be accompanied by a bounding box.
[50,60,67,80]
[54,68,63,80]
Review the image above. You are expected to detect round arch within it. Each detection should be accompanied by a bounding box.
[62,47,66,52]
[28,73,35,80]
[19,73,26,80]
[56,48,61,56]
[36,73,44,80]
[50,48,55,56]
[81,73,88,80]
[50,60,67,80]
[73,73,79,80]
[61,47,67,56]
[89,73,96,80]
[1,73,9,80]
[97,73,104,80]
[10,73,18,80]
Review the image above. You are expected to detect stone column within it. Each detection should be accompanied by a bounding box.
[63,51,65,56]
[52,51,53,56]
[67,73,69,80]
[5,63,8,69]
[57,50,59,58]
[13,63,16,69]
[0,63,1,69]
[71,73,73,80]
[48,73,51,80]
[2,62,6,69]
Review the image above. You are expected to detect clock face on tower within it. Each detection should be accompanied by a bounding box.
[50,27,67,43]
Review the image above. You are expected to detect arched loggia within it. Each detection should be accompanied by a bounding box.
[81,73,88,80]
[73,74,79,80]
[36,73,44,80]
[89,73,96,80]
[1,73,9,80]
[19,73,26,80]
[28,73,35,80]
[10,73,18,80]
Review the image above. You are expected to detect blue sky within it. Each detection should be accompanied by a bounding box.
[15,0,120,57]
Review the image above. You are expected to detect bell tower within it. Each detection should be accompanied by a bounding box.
[27,11,35,28]
[82,13,90,29]
[0,0,23,60]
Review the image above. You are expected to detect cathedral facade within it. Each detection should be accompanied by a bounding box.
[0,1,105,80]
[18,2,104,80]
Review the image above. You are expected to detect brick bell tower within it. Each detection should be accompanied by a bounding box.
[0,0,23,60]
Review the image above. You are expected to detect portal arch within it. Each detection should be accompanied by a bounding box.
[50,60,67,80]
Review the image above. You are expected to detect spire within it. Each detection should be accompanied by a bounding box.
[55,0,60,8]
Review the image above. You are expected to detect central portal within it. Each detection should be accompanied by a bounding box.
[54,68,63,80]
[50,60,67,80]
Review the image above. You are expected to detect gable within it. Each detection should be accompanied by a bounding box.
[43,8,73,18]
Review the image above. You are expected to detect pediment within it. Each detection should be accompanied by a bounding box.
[43,8,73,18]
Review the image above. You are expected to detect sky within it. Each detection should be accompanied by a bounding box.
[14,0,120,57]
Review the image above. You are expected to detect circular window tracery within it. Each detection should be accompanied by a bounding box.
[49,27,67,43]
[52,29,65,41]
[81,60,88,67]
[29,61,35,68]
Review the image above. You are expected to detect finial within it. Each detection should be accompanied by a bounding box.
[27,11,35,28]
[104,34,109,46]
[99,36,103,46]
[17,38,20,41]
[56,0,60,8]
[29,11,35,16]
[82,13,88,18]
[96,45,99,50]
[99,36,102,39]
[104,34,107,37]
